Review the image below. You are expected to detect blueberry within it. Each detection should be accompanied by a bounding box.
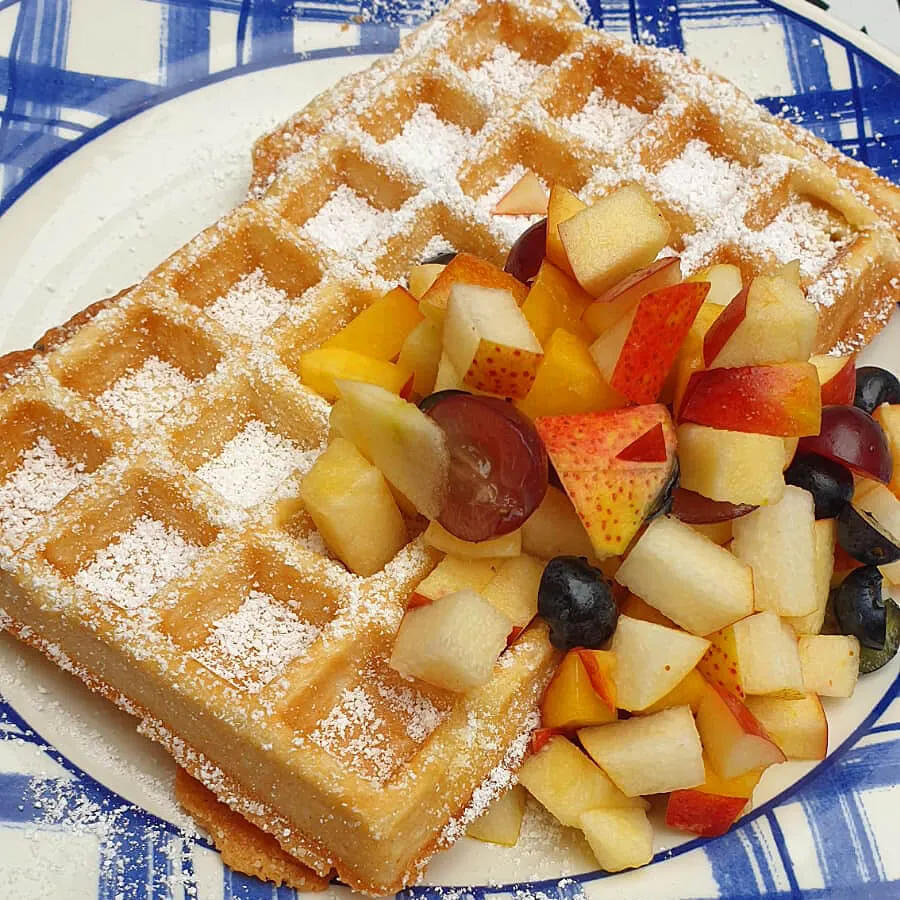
[859,593,899,674]
[831,566,887,650]
[785,452,854,519]
[421,251,457,266]
[854,366,900,415]
[837,503,900,566]
[538,556,618,651]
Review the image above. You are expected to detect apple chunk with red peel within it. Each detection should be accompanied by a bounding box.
[666,791,748,839]
[443,284,543,398]
[744,694,828,761]
[610,615,710,711]
[696,682,786,780]
[810,354,856,406]
[732,486,818,617]
[679,362,822,438]
[590,281,709,405]
[704,274,818,368]
[542,649,617,730]
[492,171,548,215]
[578,706,705,796]
[535,405,677,558]
[389,589,512,691]
[518,736,648,828]
[559,184,671,297]
[615,516,754,637]
[688,263,742,306]
[579,807,654,872]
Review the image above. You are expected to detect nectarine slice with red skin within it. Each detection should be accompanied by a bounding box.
[407,593,434,611]
[666,790,748,838]
[530,727,563,754]
[575,649,618,711]
[617,422,667,462]
[679,363,822,437]
[702,284,748,367]
[811,354,856,406]
[492,171,548,216]
[595,256,682,305]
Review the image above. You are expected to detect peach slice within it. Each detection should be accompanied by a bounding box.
[640,668,709,715]
[541,650,617,730]
[576,649,618,712]
[810,354,856,406]
[492,171,549,216]
[679,362,822,437]
[323,286,423,360]
[546,184,586,278]
[687,263,742,307]
[398,319,443,398]
[521,260,594,345]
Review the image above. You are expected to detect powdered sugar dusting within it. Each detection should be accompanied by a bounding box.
[375,680,445,742]
[96,357,193,430]
[73,515,201,610]
[192,590,320,691]
[302,185,391,254]
[562,88,648,153]
[195,420,307,508]
[467,46,547,105]
[0,438,90,549]
[206,268,290,337]
[382,103,473,182]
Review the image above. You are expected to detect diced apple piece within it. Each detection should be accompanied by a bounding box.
[518,329,624,419]
[810,354,856,406]
[323,287,423,361]
[799,634,860,698]
[419,252,528,323]
[854,482,900,583]
[677,423,786,507]
[492,171,548,215]
[672,300,726,415]
[444,284,543,398]
[679,363,822,437]
[611,615,709,711]
[695,682,786,779]
[467,785,527,846]
[408,263,446,301]
[329,380,449,519]
[590,282,708,405]
[701,284,748,368]
[481,554,544,631]
[546,184,586,278]
[299,347,411,401]
[732,486,818,616]
[521,261,593,345]
[706,274,818,368]
[744,694,828,761]
[786,519,836,635]
[536,405,677,558]
[389,589,511,691]
[615,516,754,636]
[641,668,709,715]
[579,807,653,872]
[424,520,521,558]
[518,736,647,827]
[433,351,463,392]
[873,405,900,498]
[412,555,503,605]
[687,263,742,306]
[398,319,443,397]
[559,185,670,297]
[579,706,705,796]
[700,612,804,699]
[541,650,617,730]
[301,438,406,576]
[521,486,595,559]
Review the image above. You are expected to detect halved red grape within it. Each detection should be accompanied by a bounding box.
[671,487,757,524]
[504,218,547,284]
[797,405,892,483]
[425,393,548,542]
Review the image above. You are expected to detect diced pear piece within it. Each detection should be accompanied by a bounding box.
[785,519,836,635]
[389,589,511,691]
[412,555,503,604]
[731,612,805,697]
[423,520,522,558]
[579,807,654,873]
[398,319,443,397]
[480,554,544,630]
[744,694,828,761]
[467,785,526,846]
[615,516,754,636]
[558,184,670,297]
[330,380,449,519]
[521,486,595,559]
[300,438,406,576]
[433,351,464,392]
[799,634,860,698]
[323,286,423,360]
[444,284,543,398]
[579,706,705,796]
[732,486,818,617]
[677,423,786,507]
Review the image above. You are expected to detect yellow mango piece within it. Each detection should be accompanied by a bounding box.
[541,650,617,730]
[522,261,594,345]
[299,347,411,401]
[398,319,443,398]
[546,185,586,278]
[641,668,709,716]
[517,329,625,419]
[323,286,423,361]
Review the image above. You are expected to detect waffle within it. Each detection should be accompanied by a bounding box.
[0,0,899,894]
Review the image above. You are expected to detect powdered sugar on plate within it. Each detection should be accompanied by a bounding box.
[0,437,90,550]
[206,268,291,337]
[302,185,391,254]
[73,515,201,610]
[562,88,649,153]
[96,357,193,430]
[382,103,473,182]
[195,420,307,508]
[191,590,320,691]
